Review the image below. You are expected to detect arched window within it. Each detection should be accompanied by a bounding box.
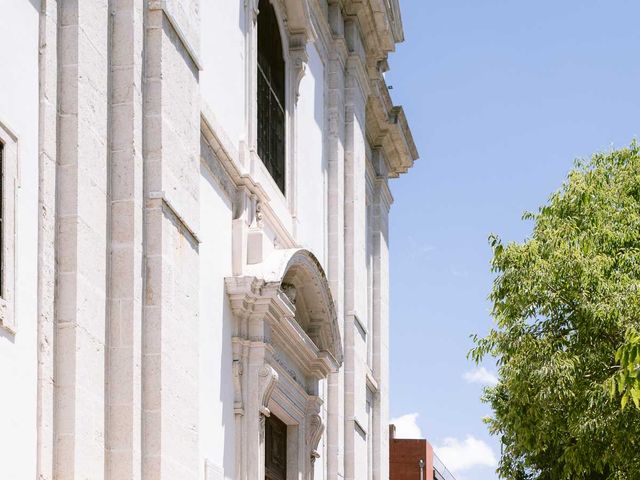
[257,0,286,193]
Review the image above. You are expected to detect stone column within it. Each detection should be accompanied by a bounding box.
[142,4,201,479]
[106,0,145,478]
[342,17,370,480]
[55,1,109,478]
[326,3,347,478]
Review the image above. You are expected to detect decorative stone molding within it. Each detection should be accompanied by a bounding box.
[227,248,343,370]
[226,248,338,480]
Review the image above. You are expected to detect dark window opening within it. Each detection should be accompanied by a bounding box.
[257,0,286,193]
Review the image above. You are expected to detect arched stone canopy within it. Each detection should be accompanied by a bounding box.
[245,248,343,367]
[225,249,341,479]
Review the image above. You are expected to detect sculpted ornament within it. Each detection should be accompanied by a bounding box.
[281,282,297,304]
[306,413,324,463]
[246,0,259,22]
[290,46,308,104]
[232,360,244,415]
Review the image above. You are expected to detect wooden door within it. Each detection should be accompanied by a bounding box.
[265,414,287,480]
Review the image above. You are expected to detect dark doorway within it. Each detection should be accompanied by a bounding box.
[265,414,287,480]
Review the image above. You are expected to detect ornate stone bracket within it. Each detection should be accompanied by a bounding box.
[290,44,308,104]
[306,396,324,473]
[258,364,279,417]
[307,414,323,462]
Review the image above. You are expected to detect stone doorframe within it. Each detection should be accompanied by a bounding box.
[226,249,342,480]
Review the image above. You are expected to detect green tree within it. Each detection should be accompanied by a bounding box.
[471,143,640,479]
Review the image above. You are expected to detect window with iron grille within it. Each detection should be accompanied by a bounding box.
[257,0,286,193]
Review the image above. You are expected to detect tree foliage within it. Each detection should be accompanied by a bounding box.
[471,143,640,479]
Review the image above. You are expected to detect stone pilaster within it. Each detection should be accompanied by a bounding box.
[342,17,370,480]
[37,1,58,478]
[142,3,201,478]
[55,1,110,478]
[371,149,392,480]
[106,0,145,478]
[326,2,348,478]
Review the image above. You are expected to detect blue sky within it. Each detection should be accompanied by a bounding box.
[385,1,640,479]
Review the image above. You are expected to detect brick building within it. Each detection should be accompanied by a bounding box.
[389,425,456,480]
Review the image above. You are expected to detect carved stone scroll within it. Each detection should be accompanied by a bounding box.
[258,364,279,416]
[307,414,323,462]
[306,396,324,478]
[290,44,308,104]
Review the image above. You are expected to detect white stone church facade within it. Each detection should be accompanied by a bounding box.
[0,0,416,478]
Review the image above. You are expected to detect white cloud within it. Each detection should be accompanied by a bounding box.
[463,367,499,386]
[389,413,423,439]
[434,435,497,473]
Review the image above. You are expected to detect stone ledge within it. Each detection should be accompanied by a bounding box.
[149,0,202,71]
[147,191,201,245]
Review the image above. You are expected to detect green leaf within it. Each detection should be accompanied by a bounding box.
[631,388,640,409]
[471,143,640,478]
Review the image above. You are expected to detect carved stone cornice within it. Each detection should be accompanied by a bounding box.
[366,76,418,178]
[342,0,404,59]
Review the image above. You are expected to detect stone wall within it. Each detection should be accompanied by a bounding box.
[0,1,416,479]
